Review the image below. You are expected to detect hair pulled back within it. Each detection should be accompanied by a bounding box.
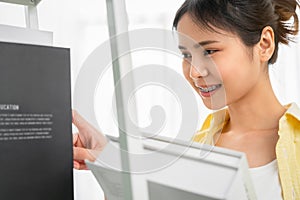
[173,0,299,64]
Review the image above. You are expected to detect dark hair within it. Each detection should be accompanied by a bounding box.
[173,0,299,64]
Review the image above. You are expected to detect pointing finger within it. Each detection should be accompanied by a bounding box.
[73,147,97,162]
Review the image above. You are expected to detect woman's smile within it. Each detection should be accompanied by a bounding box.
[195,83,222,98]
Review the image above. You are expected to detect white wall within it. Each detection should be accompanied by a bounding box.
[0,1,299,200]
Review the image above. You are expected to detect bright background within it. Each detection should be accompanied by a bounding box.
[0,0,299,199]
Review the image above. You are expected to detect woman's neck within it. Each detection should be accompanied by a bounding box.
[226,75,286,133]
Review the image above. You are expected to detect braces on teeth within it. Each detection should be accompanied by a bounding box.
[199,85,219,92]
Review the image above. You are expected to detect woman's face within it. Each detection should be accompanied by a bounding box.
[177,14,262,110]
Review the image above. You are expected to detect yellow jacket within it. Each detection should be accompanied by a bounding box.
[193,103,300,200]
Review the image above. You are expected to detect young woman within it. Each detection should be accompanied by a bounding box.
[73,0,300,199]
[172,0,299,199]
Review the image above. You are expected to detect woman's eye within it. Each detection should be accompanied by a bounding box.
[203,49,217,56]
[182,53,192,60]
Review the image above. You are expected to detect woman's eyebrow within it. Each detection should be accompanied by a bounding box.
[178,40,219,50]
[194,40,219,48]
[178,45,187,50]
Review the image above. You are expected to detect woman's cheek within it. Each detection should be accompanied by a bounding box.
[182,60,191,78]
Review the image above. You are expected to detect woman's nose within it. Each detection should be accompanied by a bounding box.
[189,64,208,79]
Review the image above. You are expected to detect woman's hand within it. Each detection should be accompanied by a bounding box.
[72,110,107,170]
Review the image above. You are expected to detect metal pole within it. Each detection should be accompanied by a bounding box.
[24,5,39,29]
[106,0,133,199]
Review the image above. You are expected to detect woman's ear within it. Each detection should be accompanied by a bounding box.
[258,26,275,62]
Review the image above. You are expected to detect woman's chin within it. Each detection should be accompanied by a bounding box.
[201,99,226,111]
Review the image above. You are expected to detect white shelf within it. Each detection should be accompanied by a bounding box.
[0,0,41,6]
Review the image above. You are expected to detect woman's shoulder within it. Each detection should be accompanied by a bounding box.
[282,103,300,120]
[193,108,229,144]
[278,103,300,131]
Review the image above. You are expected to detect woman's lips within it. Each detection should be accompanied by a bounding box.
[195,84,222,98]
